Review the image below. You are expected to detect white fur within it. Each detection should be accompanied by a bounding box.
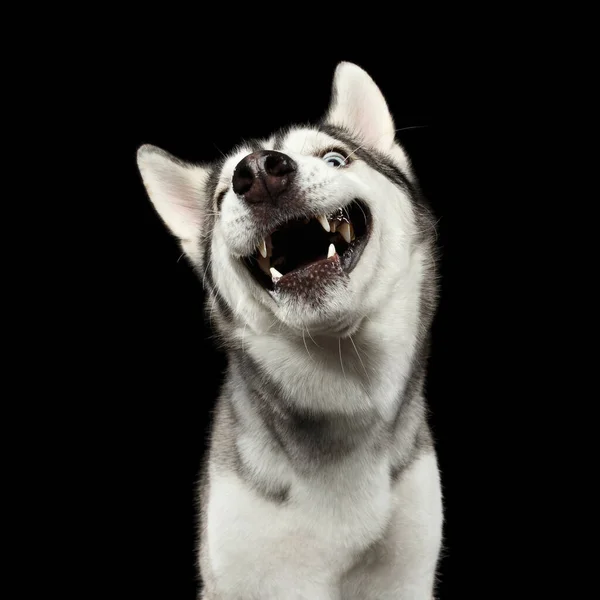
[342,451,443,600]
[205,447,441,599]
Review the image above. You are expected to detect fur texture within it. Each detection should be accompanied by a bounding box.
[137,62,443,599]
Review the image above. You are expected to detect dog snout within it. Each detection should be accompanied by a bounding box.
[232,150,297,205]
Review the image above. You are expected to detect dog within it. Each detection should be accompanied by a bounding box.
[137,61,443,599]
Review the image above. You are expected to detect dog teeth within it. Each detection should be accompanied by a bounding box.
[257,255,270,275]
[330,220,338,232]
[270,267,283,282]
[350,223,355,241]
[327,243,336,258]
[316,215,330,232]
[338,222,352,244]
[257,239,267,258]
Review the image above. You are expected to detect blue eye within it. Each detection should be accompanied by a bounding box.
[322,151,347,167]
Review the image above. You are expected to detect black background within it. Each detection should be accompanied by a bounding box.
[93,48,526,599]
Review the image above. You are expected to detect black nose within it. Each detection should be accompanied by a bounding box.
[232,150,297,204]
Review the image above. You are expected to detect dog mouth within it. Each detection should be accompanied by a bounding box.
[242,200,371,292]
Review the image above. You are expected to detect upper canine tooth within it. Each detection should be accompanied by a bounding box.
[317,215,330,232]
[328,243,336,258]
[349,223,355,241]
[257,239,267,258]
[270,267,283,282]
[338,222,351,243]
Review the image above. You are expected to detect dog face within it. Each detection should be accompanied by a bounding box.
[137,63,435,338]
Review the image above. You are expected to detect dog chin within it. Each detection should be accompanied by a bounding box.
[279,311,365,339]
[269,288,365,338]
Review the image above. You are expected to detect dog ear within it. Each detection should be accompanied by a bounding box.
[137,144,209,264]
[325,62,396,152]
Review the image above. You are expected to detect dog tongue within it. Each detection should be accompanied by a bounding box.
[272,253,346,296]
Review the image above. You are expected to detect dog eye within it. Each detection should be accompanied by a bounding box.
[322,151,347,167]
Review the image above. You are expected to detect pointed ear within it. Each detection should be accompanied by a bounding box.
[325,62,396,152]
[137,144,208,264]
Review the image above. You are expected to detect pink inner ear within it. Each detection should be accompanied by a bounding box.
[138,149,207,244]
[327,64,395,151]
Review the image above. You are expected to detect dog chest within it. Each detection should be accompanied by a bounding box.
[205,456,393,587]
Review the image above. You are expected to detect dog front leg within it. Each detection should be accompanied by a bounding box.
[341,451,443,600]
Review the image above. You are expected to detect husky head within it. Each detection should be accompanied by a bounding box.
[137,62,436,341]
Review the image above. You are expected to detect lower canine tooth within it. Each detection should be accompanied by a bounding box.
[328,243,336,258]
[270,267,283,282]
[258,255,270,275]
[338,222,351,243]
[317,215,330,232]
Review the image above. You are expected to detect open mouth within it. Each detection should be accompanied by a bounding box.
[242,200,371,292]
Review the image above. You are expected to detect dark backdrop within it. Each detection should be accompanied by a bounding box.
[99,50,513,599]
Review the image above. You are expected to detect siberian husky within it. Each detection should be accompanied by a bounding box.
[137,62,443,599]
